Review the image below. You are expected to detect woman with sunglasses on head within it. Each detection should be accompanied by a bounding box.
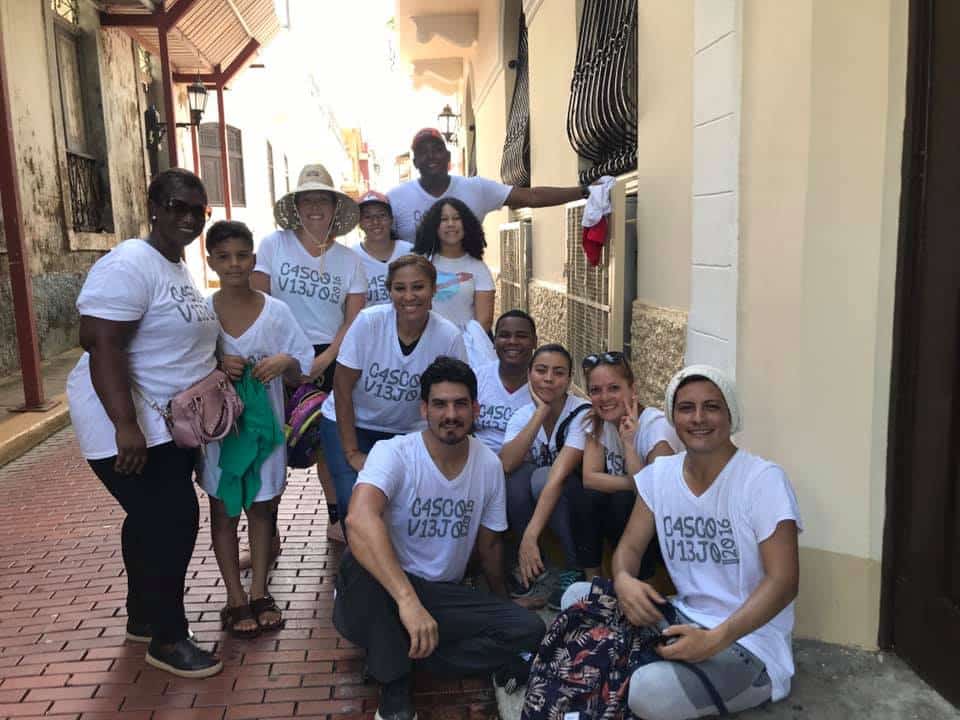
[499,344,594,610]
[578,351,683,580]
[67,168,222,678]
[252,164,367,544]
[413,197,495,334]
[352,191,413,306]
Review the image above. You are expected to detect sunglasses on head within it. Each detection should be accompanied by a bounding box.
[164,198,212,219]
[581,351,626,370]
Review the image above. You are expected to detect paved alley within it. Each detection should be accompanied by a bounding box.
[0,429,498,720]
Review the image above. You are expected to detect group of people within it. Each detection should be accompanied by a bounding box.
[65,127,803,720]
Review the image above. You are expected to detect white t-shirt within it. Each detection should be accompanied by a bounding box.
[503,394,592,467]
[474,361,530,454]
[352,240,413,306]
[566,406,683,475]
[356,432,507,582]
[200,293,314,502]
[254,229,367,344]
[320,303,467,433]
[387,175,513,245]
[66,238,219,460]
[428,253,495,331]
[635,450,803,702]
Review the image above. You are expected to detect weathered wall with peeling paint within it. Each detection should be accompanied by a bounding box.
[0,0,148,377]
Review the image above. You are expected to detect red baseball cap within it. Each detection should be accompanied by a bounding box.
[411,128,446,152]
[358,190,391,208]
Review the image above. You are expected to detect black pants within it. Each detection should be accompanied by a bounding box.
[333,551,546,684]
[89,442,199,644]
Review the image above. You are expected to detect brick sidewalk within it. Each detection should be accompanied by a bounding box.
[0,429,499,720]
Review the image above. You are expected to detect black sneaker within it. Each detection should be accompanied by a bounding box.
[146,637,223,678]
[493,654,533,695]
[508,566,552,599]
[375,674,417,720]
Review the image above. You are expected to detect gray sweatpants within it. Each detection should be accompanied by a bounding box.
[561,581,773,720]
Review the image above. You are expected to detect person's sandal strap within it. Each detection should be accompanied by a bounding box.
[220,604,259,638]
[250,595,285,631]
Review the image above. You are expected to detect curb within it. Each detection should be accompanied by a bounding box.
[0,393,71,467]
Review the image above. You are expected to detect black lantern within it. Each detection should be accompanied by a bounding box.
[437,104,460,144]
[186,80,208,126]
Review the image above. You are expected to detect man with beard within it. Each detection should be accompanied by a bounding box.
[388,128,591,245]
[333,357,546,720]
[474,310,538,454]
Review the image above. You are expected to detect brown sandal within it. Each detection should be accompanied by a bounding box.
[220,603,260,639]
[250,594,285,632]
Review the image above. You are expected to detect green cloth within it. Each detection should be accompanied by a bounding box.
[217,366,284,517]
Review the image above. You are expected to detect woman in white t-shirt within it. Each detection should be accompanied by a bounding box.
[353,190,413,306]
[580,351,682,580]
[317,255,467,526]
[252,163,366,544]
[499,344,594,610]
[65,169,222,678]
[412,197,496,333]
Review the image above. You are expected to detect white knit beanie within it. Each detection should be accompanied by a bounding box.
[664,364,742,435]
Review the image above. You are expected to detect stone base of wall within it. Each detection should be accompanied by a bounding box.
[0,272,84,376]
[631,301,687,409]
[528,282,567,348]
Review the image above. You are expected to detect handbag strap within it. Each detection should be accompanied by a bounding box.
[131,382,169,420]
[675,660,729,716]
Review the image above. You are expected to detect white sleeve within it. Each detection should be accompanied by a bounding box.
[480,458,508,531]
[77,255,150,322]
[634,464,657,512]
[275,301,315,375]
[347,257,368,295]
[254,233,276,276]
[637,412,682,457]
[355,440,402,500]
[503,404,533,447]
[745,465,804,542]
[472,259,495,292]
[336,311,368,370]
[563,411,590,452]
[473,177,513,214]
[448,332,468,363]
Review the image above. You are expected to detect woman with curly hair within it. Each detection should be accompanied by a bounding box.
[413,197,495,334]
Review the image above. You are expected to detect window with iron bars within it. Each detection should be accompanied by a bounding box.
[565,202,610,390]
[500,12,530,188]
[566,0,638,183]
[51,0,78,25]
[499,219,532,314]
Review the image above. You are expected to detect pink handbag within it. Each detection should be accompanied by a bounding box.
[141,369,244,448]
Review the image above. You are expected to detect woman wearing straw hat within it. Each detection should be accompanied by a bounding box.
[252,164,367,544]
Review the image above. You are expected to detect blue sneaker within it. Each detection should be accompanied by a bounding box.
[547,569,586,610]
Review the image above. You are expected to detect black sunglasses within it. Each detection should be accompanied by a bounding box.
[581,351,626,370]
[164,198,212,219]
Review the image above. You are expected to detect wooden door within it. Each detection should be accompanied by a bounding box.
[885,0,960,706]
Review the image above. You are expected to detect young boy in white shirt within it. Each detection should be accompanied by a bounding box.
[334,357,546,720]
[202,221,314,638]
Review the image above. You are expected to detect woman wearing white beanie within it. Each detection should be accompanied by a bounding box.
[560,365,803,720]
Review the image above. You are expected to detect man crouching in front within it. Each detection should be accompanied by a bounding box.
[333,356,546,720]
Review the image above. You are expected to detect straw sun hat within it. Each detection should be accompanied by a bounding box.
[273,164,360,236]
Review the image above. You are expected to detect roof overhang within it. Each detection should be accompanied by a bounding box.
[394,0,478,93]
[100,0,280,85]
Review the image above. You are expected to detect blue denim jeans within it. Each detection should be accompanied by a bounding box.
[318,416,395,520]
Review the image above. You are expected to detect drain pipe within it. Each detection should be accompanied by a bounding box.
[0,21,49,411]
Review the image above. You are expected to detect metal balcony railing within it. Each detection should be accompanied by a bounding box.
[500,12,530,188]
[66,150,104,232]
[566,0,638,183]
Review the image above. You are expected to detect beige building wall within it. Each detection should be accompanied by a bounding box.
[737,0,907,647]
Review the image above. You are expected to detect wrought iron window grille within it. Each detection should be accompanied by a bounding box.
[566,0,638,183]
[66,150,106,232]
[500,12,530,188]
[51,0,79,25]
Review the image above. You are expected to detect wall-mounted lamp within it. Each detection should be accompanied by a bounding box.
[145,80,209,153]
[437,104,460,144]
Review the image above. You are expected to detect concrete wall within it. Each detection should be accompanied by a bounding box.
[0,0,148,376]
[737,0,907,647]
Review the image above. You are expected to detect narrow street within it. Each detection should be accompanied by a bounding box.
[0,429,498,720]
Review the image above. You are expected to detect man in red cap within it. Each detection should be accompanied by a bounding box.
[387,128,591,245]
